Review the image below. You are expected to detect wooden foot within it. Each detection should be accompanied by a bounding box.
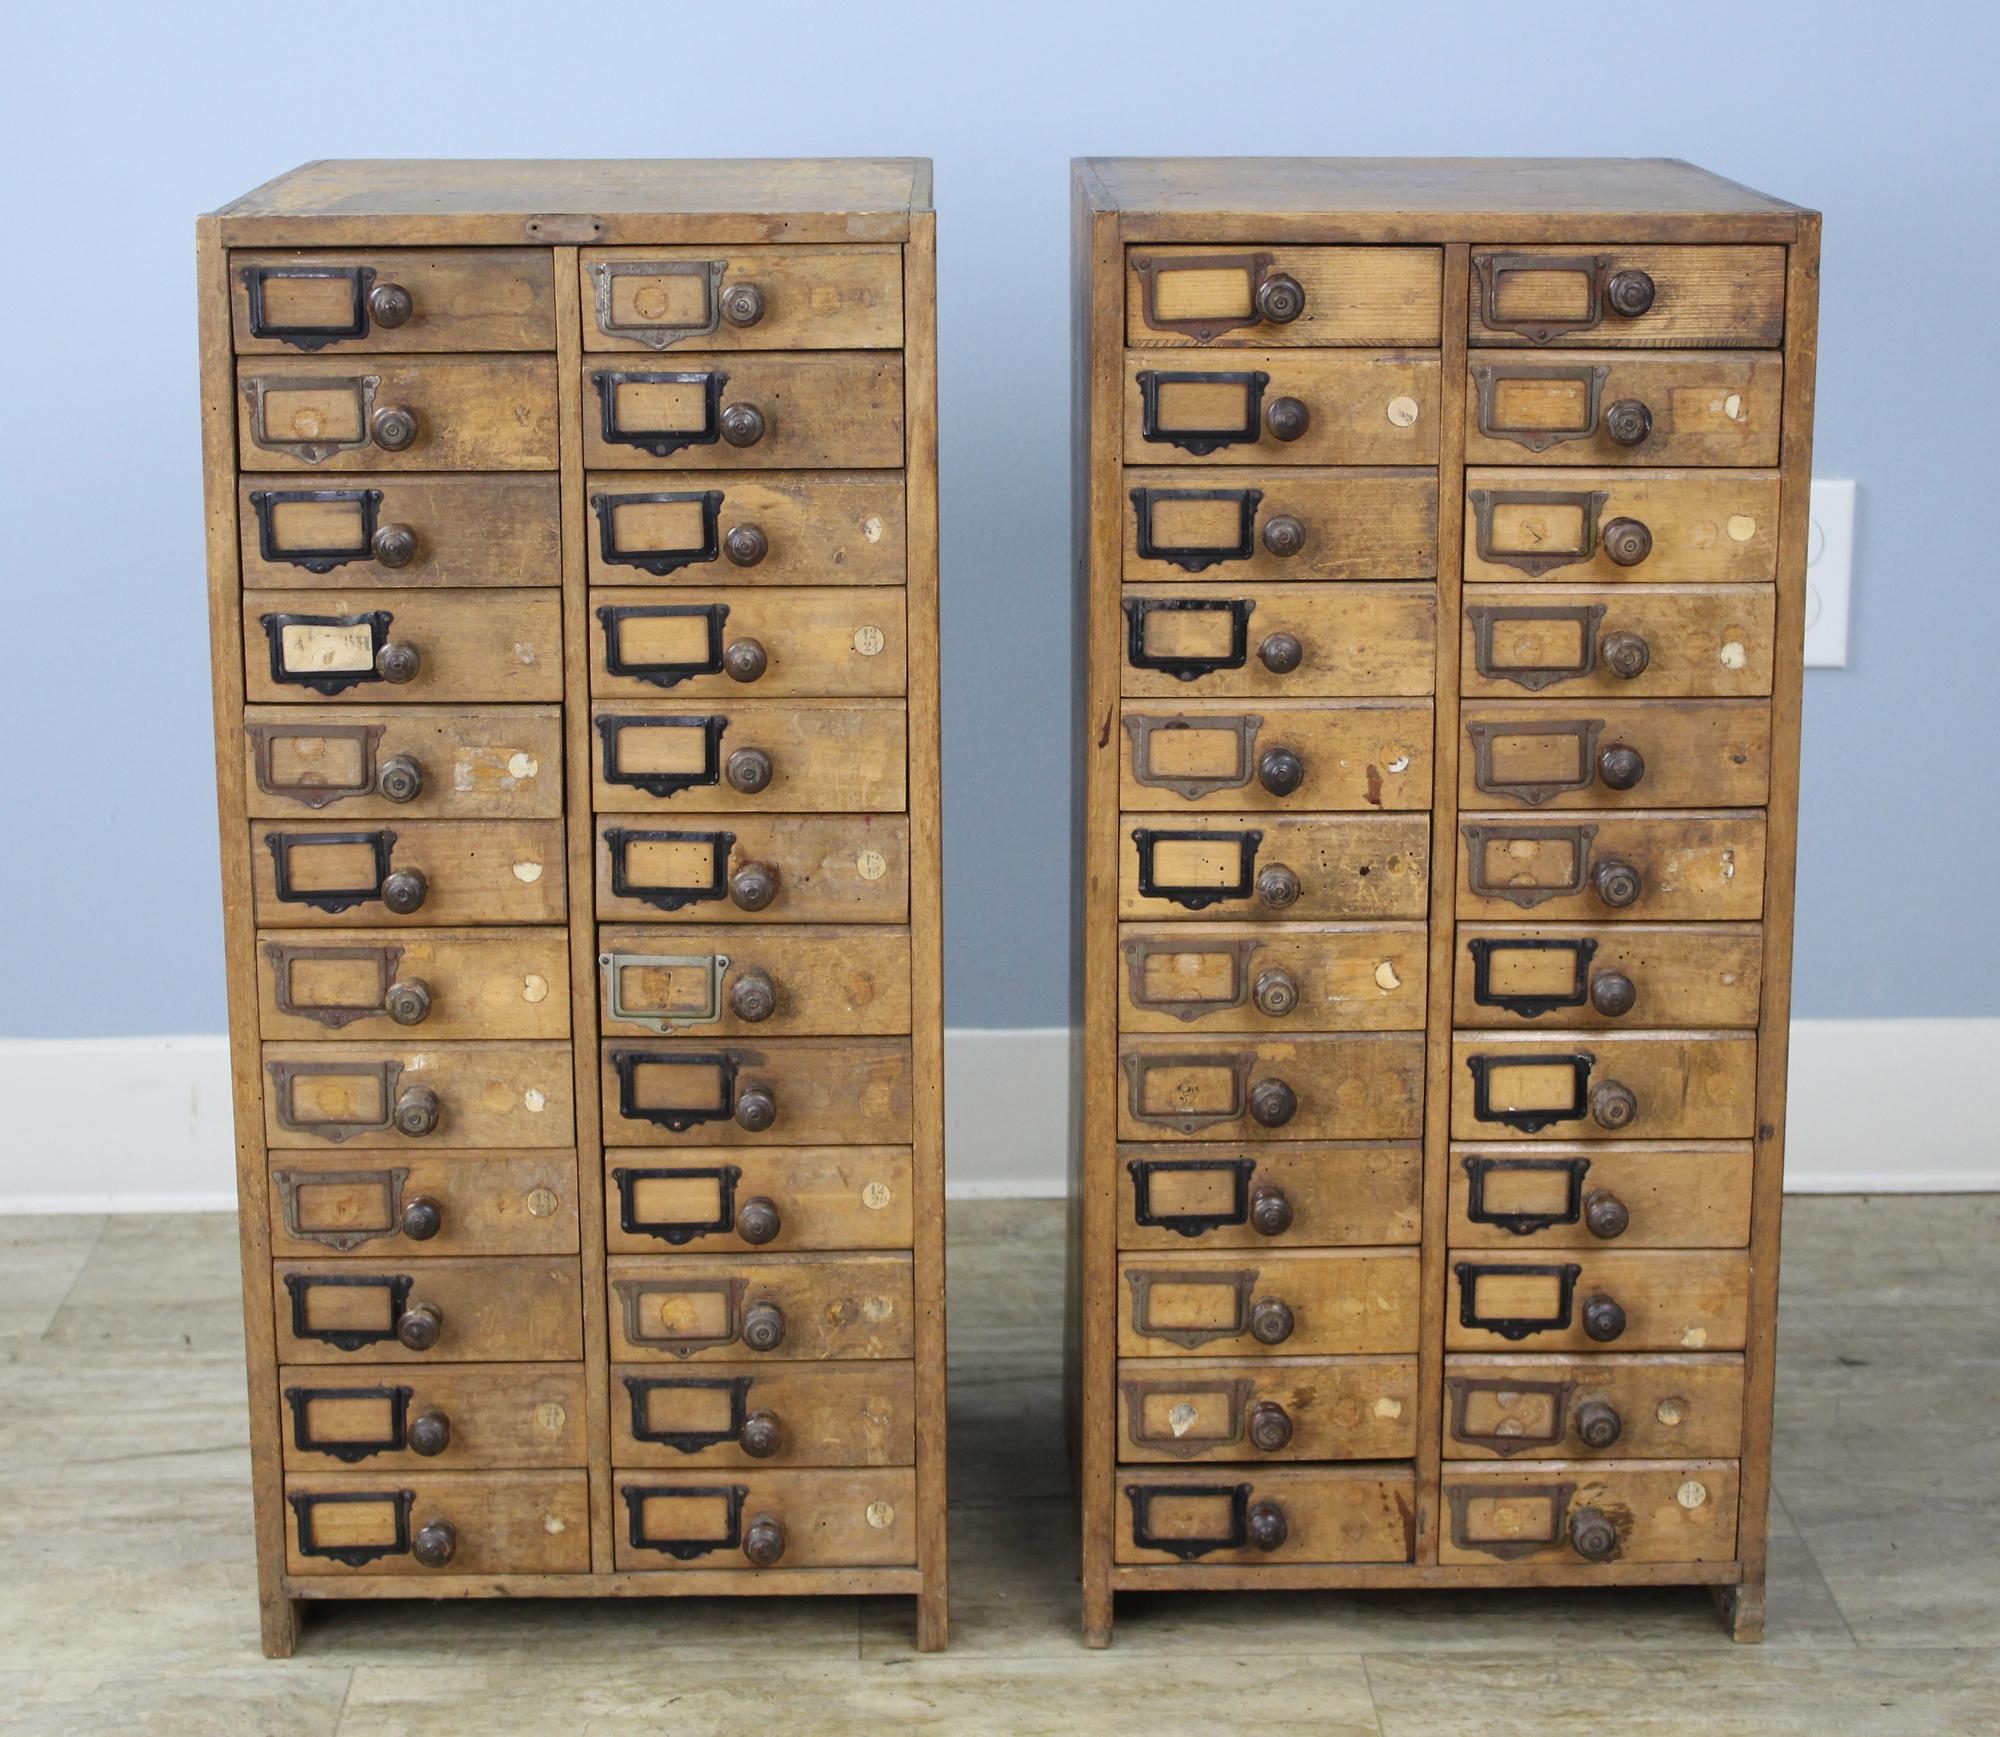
[1712,1579,1765,1644]
[1083,1581,1113,1648]
[259,1593,302,1659]
[916,1583,950,1653]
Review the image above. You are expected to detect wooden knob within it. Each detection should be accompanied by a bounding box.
[370,405,418,451]
[735,1085,777,1133]
[731,862,779,911]
[375,753,423,804]
[407,1410,451,1456]
[371,523,417,567]
[1597,743,1646,791]
[1249,1297,1295,1344]
[384,978,432,1026]
[1604,398,1652,445]
[739,1410,782,1459]
[743,1515,785,1566]
[1600,516,1653,567]
[1252,969,1299,1018]
[724,638,768,682]
[1569,1505,1620,1561]
[399,1196,442,1241]
[1246,1498,1289,1550]
[1247,1078,1296,1128]
[1581,1293,1627,1343]
[1574,1399,1623,1449]
[719,282,766,327]
[396,1300,443,1351]
[1247,1400,1293,1452]
[393,1085,440,1138]
[1264,396,1310,441]
[411,1518,456,1567]
[729,968,776,1023]
[1257,747,1305,796]
[1256,864,1300,909]
[1590,858,1641,909]
[741,1301,786,1353]
[374,641,420,684]
[368,282,414,328]
[1605,269,1656,318]
[1249,1184,1294,1237]
[1590,1079,1638,1131]
[1259,632,1303,674]
[1255,273,1305,324]
[1600,630,1651,679]
[1261,514,1306,558]
[719,403,765,447]
[724,523,768,566]
[1584,1189,1631,1240]
[736,1196,782,1246]
[1589,971,1636,1018]
[726,748,774,794]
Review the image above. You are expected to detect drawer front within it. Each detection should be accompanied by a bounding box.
[239,475,560,589]
[592,587,908,699]
[277,1362,588,1470]
[581,246,902,352]
[1125,467,1438,582]
[1117,1249,1420,1357]
[1452,1031,1757,1142]
[581,355,903,470]
[1468,245,1785,348]
[1126,246,1443,348]
[243,706,561,820]
[605,1146,914,1253]
[1447,1249,1750,1352]
[269,1151,579,1257]
[233,250,556,354]
[284,1470,588,1575]
[1118,921,1427,1034]
[596,814,910,925]
[585,472,905,588]
[612,1468,916,1570]
[1120,813,1431,923]
[251,820,567,927]
[1118,1034,1426,1143]
[1454,923,1763,1029]
[1465,350,1782,465]
[591,701,907,814]
[607,1252,913,1361]
[1462,585,1775,699]
[1457,810,1766,923]
[599,925,912,1038]
[1122,583,1437,699]
[1117,1466,1417,1565]
[1460,699,1771,811]
[1447,1143,1753,1248]
[273,1256,583,1364]
[611,1361,915,1468]
[1444,1354,1745,1461]
[1439,1461,1741,1566]
[600,1037,912,1147]
[1465,469,1779,584]
[262,1040,576,1149]
[257,927,572,1042]
[243,589,563,705]
[1123,350,1440,465]
[1120,699,1432,812]
[237,356,558,471]
[1117,1143,1421,1249]
[1117,1356,1420,1462]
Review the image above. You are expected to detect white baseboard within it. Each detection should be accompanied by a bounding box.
[0,1021,1993,1213]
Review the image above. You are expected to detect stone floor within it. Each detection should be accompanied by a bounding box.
[1,1196,1995,1734]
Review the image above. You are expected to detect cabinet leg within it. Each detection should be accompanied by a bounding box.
[259,1593,303,1659]
[916,1582,949,1653]
[1713,1579,1765,1644]
[1083,1579,1113,1649]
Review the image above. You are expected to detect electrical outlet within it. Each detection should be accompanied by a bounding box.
[1804,479,1854,668]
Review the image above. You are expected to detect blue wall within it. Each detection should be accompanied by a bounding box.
[3,0,1995,1034]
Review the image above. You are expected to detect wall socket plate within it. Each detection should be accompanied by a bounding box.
[1805,479,1854,668]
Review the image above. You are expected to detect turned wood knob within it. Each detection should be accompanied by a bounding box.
[739,1410,782,1458]
[407,1409,451,1457]
[399,1196,442,1241]
[724,638,768,682]
[1584,1189,1631,1240]
[371,523,417,567]
[1590,858,1642,909]
[1252,969,1299,1019]
[1569,1505,1620,1561]
[374,641,421,684]
[731,862,779,911]
[1259,632,1303,674]
[1597,743,1646,791]
[1249,1184,1294,1237]
[1257,747,1305,796]
[1605,269,1656,318]
[1261,514,1306,558]
[1264,396,1310,441]
[719,282,766,327]
[736,1196,782,1246]
[729,968,776,1023]
[1604,398,1653,446]
[1574,1399,1623,1449]
[1256,864,1300,909]
[375,753,423,804]
[384,977,433,1026]
[1247,1078,1297,1129]
[1249,1297,1295,1344]
[1590,1079,1638,1131]
[1581,1293,1627,1343]
[1255,273,1305,324]
[719,403,765,447]
[724,523,769,566]
[740,1301,786,1353]
[734,1085,777,1133]
[726,748,774,794]
[743,1515,786,1566]
[1246,1498,1289,1550]
[1600,630,1651,679]
[1589,970,1636,1019]
[396,1300,443,1352]
[368,282,414,328]
[1247,1400,1294,1452]
[1600,516,1653,567]
[370,405,418,451]
[393,1085,440,1138]
[411,1518,456,1567]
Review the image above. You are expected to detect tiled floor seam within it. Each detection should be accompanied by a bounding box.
[34,1214,107,1341]
[1773,1481,1863,1649]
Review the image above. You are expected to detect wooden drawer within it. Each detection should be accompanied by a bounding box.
[284,1470,589,1575]
[591,700,907,814]
[273,1256,583,1364]
[1456,810,1767,923]
[1444,1354,1746,1461]
[1117,1356,1419,1462]
[596,814,909,925]
[612,1469,916,1571]
[581,246,902,352]
[250,820,567,927]
[605,1146,914,1253]
[1465,350,1781,466]
[262,1040,575,1149]
[1465,468,1780,584]
[1123,350,1440,465]
[1118,1034,1426,1142]
[1117,1249,1420,1357]
[269,1151,579,1257]
[1447,1142,1753,1248]
[1452,1030,1758,1142]
[581,355,903,470]
[1120,812,1431,923]
[1453,923,1763,1029]
[242,705,562,820]
[1125,467,1437,582]
[1126,246,1442,348]
[238,475,560,589]
[1121,583,1437,699]
[600,1037,912,1147]
[1468,245,1785,348]
[256,927,572,1042]
[232,250,555,353]
[1117,1143,1421,1249]
[611,1361,916,1468]
[1460,699,1771,810]
[1120,699,1432,811]
[608,1252,913,1361]
[585,472,905,588]
[243,589,563,705]
[277,1362,588,1470]
[592,587,909,698]
[1447,1249,1750,1352]
[1462,585,1776,699]
[1439,1461,1741,1566]
[599,925,912,1038]
[237,356,558,471]
[1117,1466,1417,1565]
[1118,921,1427,1033]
